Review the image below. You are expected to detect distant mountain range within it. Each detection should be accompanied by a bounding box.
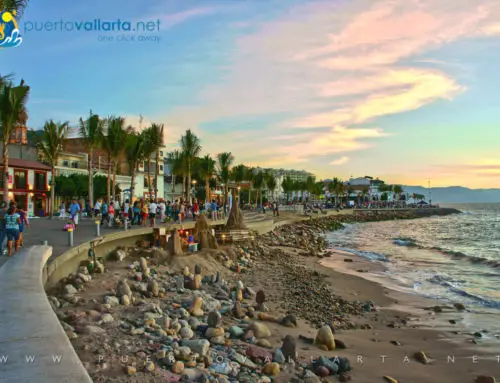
[403,186,500,203]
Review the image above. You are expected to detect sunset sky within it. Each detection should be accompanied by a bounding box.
[3,0,500,188]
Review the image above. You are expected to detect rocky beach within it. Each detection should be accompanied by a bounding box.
[46,209,499,383]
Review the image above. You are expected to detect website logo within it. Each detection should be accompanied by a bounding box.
[0,10,23,48]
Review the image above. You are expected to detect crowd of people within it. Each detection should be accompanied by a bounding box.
[58,196,233,230]
[0,201,30,257]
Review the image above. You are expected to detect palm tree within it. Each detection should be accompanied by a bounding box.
[143,124,163,200]
[124,131,145,202]
[361,186,369,203]
[166,150,184,198]
[34,120,68,218]
[393,185,403,201]
[216,152,234,210]
[266,173,277,202]
[0,77,29,203]
[245,167,256,204]
[153,124,164,202]
[231,164,247,202]
[253,171,265,210]
[198,154,216,203]
[1,0,29,15]
[281,176,293,202]
[180,129,201,204]
[79,111,104,210]
[102,116,126,202]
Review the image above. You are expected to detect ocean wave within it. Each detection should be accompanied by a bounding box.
[423,247,500,269]
[427,274,500,309]
[334,247,389,262]
[393,237,417,247]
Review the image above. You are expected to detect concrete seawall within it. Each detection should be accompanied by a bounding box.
[0,246,92,382]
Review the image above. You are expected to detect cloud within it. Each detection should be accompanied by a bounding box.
[156,7,217,29]
[164,0,500,171]
[331,156,349,165]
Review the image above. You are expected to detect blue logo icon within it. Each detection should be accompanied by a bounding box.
[0,10,23,48]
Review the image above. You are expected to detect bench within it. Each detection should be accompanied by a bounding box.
[216,229,253,243]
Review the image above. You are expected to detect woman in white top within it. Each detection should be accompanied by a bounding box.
[59,203,66,219]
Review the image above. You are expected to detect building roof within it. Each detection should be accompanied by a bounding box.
[0,158,51,171]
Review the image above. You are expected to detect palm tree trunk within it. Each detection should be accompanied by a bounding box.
[147,158,153,200]
[182,175,186,201]
[187,160,191,204]
[112,161,117,202]
[205,176,210,203]
[130,165,136,202]
[3,142,8,204]
[154,149,160,201]
[88,151,94,210]
[50,165,56,219]
[259,188,263,209]
[106,154,111,203]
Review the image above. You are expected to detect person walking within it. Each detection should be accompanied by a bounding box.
[69,198,81,229]
[17,207,29,247]
[272,201,279,217]
[5,206,21,257]
[159,200,166,223]
[192,199,199,221]
[179,200,186,224]
[211,199,218,221]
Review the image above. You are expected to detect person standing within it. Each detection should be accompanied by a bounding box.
[0,202,6,255]
[94,199,102,218]
[159,199,166,223]
[273,201,279,217]
[179,200,186,224]
[100,200,109,226]
[5,206,21,257]
[59,202,66,219]
[192,199,199,221]
[141,201,149,227]
[108,202,116,228]
[211,199,218,221]
[149,199,157,227]
[69,199,81,229]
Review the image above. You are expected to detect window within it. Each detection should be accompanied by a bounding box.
[72,161,79,168]
[62,160,69,167]
[35,172,46,190]
[160,151,163,156]
[14,170,27,189]
[160,165,164,171]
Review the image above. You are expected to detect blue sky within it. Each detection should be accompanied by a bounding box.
[3,0,500,187]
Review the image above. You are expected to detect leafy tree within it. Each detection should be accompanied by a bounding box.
[166,150,185,196]
[35,121,68,218]
[0,77,29,203]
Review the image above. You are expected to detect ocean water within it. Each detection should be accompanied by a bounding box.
[326,203,500,330]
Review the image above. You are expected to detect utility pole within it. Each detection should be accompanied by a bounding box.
[428,178,432,206]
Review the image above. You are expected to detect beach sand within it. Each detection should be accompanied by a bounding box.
[237,244,500,382]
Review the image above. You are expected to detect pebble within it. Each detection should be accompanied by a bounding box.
[207,311,222,328]
[125,366,136,375]
[262,362,280,376]
[414,351,431,364]
[281,335,297,362]
[314,325,335,350]
[250,322,271,338]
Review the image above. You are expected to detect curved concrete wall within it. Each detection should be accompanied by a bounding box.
[0,246,92,382]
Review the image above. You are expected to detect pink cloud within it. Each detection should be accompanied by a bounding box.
[331,156,349,166]
[164,0,500,173]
